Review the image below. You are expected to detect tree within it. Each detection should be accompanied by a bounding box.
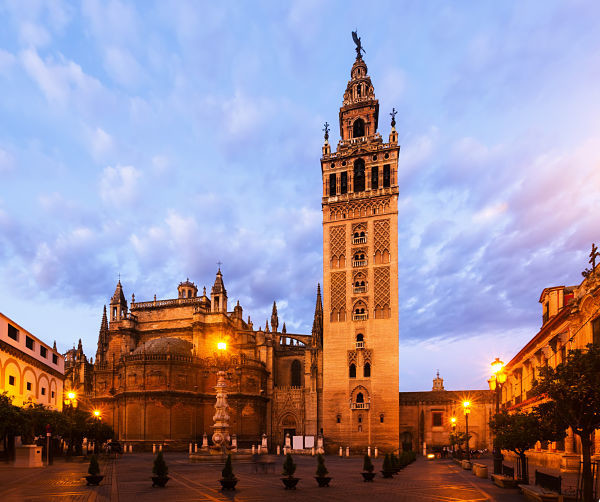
[489,410,561,481]
[0,393,20,459]
[532,343,600,502]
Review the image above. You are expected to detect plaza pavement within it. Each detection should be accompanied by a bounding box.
[0,453,526,501]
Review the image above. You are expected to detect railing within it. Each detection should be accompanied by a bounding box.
[535,470,561,494]
[353,313,368,321]
[353,286,366,294]
[353,260,367,267]
[502,464,515,479]
[352,236,367,244]
[355,341,365,349]
[132,297,203,310]
[350,402,370,410]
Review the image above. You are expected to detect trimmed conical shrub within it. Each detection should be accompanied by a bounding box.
[316,454,328,477]
[152,451,168,477]
[88,455,100,476]
[282,453,297,476]
[222,454,235,479]
[363,454,374,472]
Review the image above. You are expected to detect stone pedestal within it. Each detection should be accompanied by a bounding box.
[561,454,580,473]
[317,435,324,454]
[231,434,238,451]
[212,371,231,450]
[14,445,43,468]
[260,433,268,454]
[202,433,208,449]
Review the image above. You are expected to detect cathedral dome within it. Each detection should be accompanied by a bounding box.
[133,337,193,356]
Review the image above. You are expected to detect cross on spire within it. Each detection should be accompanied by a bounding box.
[216,260,223,271]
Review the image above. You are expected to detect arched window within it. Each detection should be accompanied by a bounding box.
[291,360,302,387]
[353,118,365,138]
[356,392,364,403]
[353,159,365,192]
[329,173,336,196]
[356,334,364,342]
[371,165,379,189]
[364,362,371,378]
[349,364,356,378]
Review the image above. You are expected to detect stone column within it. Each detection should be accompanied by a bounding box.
[211,370,230,451]
[561,427,580,474]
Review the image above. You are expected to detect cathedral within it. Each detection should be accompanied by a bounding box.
[66,40,403,453]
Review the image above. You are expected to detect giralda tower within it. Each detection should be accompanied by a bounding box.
[320,37,400,452]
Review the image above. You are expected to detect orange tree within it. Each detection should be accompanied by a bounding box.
[532,343,600,502]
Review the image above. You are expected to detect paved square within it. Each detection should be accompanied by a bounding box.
[0,454,523,501]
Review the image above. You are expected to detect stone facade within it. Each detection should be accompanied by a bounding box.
[501,259,600,471]
[399,373,494,454]
[0,312,64,410]
[320,49,400,452]
[71,273,323,448]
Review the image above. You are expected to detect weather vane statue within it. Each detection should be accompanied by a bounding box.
[323,121,330,141]
[352,30,365,58]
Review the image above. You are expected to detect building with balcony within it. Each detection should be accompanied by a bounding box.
[500,258,600,472]
[0,312,64,411]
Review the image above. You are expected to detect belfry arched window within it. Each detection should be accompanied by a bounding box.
[291,359,302,387]
[353,118,365,138]
[349,363,356,378]
[353,159,365,192]
[356,392,364,403]
[364,362,371,378]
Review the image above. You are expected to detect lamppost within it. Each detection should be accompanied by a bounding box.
[92,409,102,454]
[488,357,507,475]
[63,391,77,455]
[463,401,471,461]
[450,417,457,456]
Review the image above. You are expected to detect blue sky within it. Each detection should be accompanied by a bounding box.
[1,1,600,391]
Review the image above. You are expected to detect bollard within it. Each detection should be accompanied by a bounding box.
[129,444,133,453]
[152,444,156,454]
[311,447,315,456]
[277,445,281,455]
[374,447,378,458]
[346,446,350,457]
[252,445,256,455]
[368,446,371,457]
[194,443,198,453]
[159,444,163,452]
[189,443,193,454]
[339,446,343,457]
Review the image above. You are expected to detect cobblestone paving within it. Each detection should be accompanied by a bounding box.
[0,454,527,501]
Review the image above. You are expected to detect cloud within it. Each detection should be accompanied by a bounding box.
[99,165,141,207]
[0,49,16,72]
[0,148,15,173]
[19,21,51,47]
[103,46,144,87]
[89,127,115,161]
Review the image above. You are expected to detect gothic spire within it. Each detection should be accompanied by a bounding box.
[96,305,109,364]
[311,283,323,348]
[271,301,279,332]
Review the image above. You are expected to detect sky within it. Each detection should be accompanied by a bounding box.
[1,0,600,392]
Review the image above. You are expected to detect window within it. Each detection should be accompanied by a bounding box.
[356,392,364,403]
[380,414,384,423]
[356,333,364,348]
[41,387,46,396]
[26,382,31,391]
[353,159,365,192]
[371,166,378,190]
[356,333,364,342]
[349,363,356,378]
[52,354,58,365]
[40,346,47,358]
[51,391,55,398]
[336,415,341,424]
[7,324,19,341]
[25,336,34,350]
[364,362,371,378]
[358,415,362,423]
[353,118,365,138]
[593,317,600,345]
[329,173,337,196]
[340,172,348,194]
[112,307,117,319]
[432,411,443,427]
[291,360,302,387]
[8,376,15,386]
[383,164,391,188]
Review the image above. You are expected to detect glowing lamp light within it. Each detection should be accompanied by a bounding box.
[93,410,101,418]
[67,391,76,400]
[463,401,471,414]
[491,357,505,375]
[427,453,435,459]
[217,342,227,351]
[450,417,457,425]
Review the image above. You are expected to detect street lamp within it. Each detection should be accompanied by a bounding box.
[93,410,101,418]
[488,357,507,475]
[463,401,471,461]
[212,340,231,452]
[450,417,457,456]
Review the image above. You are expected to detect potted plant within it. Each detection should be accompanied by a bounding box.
[85,455,104,486]
[390,453,399,474]
[151,451,169,487]
[281,453,300,489]
[314,453,331,487]
[361,454,376,481]
[381,453,394,478]
[219,454,238,490]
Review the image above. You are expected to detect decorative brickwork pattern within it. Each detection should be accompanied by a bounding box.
[373,219,390,254]
[363,349,372,365]
[329,225,346,258]
[373,266,390,308]
[330,271,346,312]
[329,196,391,221]
[348,350,357,364]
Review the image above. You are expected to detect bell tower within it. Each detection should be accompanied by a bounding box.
[321,36,400,452]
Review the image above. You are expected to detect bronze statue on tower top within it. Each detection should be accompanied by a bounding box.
[352,31,365,58]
